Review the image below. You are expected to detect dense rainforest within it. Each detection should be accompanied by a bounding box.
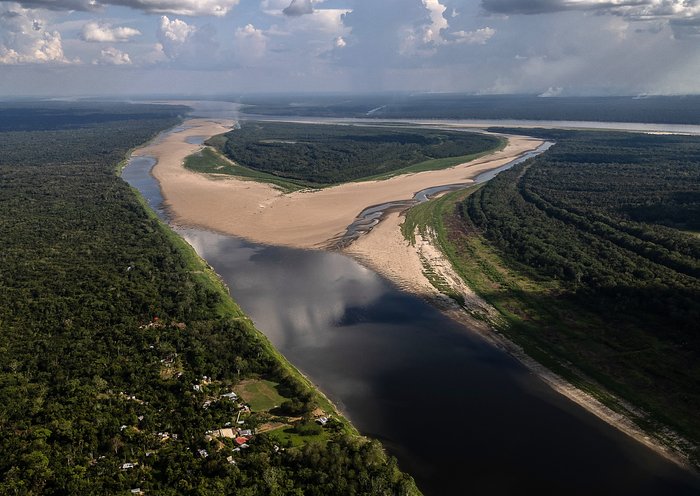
[237,94,700,125]
[453,129,699,462]
[0,103,418,495]
[218,121,501,184]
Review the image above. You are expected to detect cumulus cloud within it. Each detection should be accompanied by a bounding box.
[334,35,346,48]
[451,26,495,44]
[93,46,132,64]
[81,21,141,42]
[0,30,71,64]
[157,15,196,58]
[283,0,315,17]
[0,6,76,64]
[153,15,221,67]
[422,0,448,44]
[234,23,267,60]
[11,0,240,17]
[398,0,495,54]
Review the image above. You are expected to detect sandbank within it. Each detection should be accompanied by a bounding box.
[346,210,693,470]
[134,118,543,249]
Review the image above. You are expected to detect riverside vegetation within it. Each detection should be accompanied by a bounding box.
[404,129,700,466]
[0,103,419,495]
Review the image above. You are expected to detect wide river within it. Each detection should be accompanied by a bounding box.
[122,114,700,495]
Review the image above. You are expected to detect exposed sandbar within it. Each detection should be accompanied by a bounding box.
[133,118,543,249]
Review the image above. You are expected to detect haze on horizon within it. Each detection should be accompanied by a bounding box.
[0,0,699,98]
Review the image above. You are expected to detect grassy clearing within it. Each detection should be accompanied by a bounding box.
[235,379,287,411]
[264,424,331,448]
[184,146,313,193]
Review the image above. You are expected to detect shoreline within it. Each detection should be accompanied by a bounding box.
[131,117,696,473]
[344,211,696,472]
[134,118,542,249]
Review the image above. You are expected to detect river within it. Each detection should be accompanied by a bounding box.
[121,119,700,495]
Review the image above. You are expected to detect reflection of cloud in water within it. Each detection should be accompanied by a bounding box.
[178,228,386,350]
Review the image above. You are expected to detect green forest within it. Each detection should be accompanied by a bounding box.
[447,130,699,463]
[217,121,501,184]
[0,103,418,495]
[237,94,700,125]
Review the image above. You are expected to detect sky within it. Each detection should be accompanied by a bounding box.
[0,0,699,96]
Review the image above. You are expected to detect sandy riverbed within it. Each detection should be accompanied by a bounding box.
[133,118,542,248]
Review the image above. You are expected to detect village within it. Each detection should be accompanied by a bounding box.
[114,318,338,492]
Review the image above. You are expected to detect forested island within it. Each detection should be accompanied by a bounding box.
[206,121,502,185]
[403,129,700,466]
[0,103,418,495]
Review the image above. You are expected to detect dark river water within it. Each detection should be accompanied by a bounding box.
[122,128,700,496]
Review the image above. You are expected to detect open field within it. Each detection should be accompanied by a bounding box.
[235,379,287,411]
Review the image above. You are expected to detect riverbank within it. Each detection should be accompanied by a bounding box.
[131,116,699,490]
[362,187,696,472]
[134,118,542,248]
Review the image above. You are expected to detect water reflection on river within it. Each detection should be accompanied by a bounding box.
[121,119,699,496]
[178,228,700,496]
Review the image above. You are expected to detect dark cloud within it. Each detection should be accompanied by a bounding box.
[8,0,97,11]
[1,11,23,19]
[481,0,700,22]
[482,0,572,15]
[480,0,637,15]
[283,0,314,17]
[670,17,700,38]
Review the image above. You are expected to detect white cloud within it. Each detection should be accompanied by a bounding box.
[334,35,346,48]
[157,15,195,58]
[93,46,132,64]
[0,30,71,64]
[234,23,267,60]
[260,0,290,10]
[451,27,496,45]
[0,6,77,64]
[422,0,448,44]
[81,21,141,42]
